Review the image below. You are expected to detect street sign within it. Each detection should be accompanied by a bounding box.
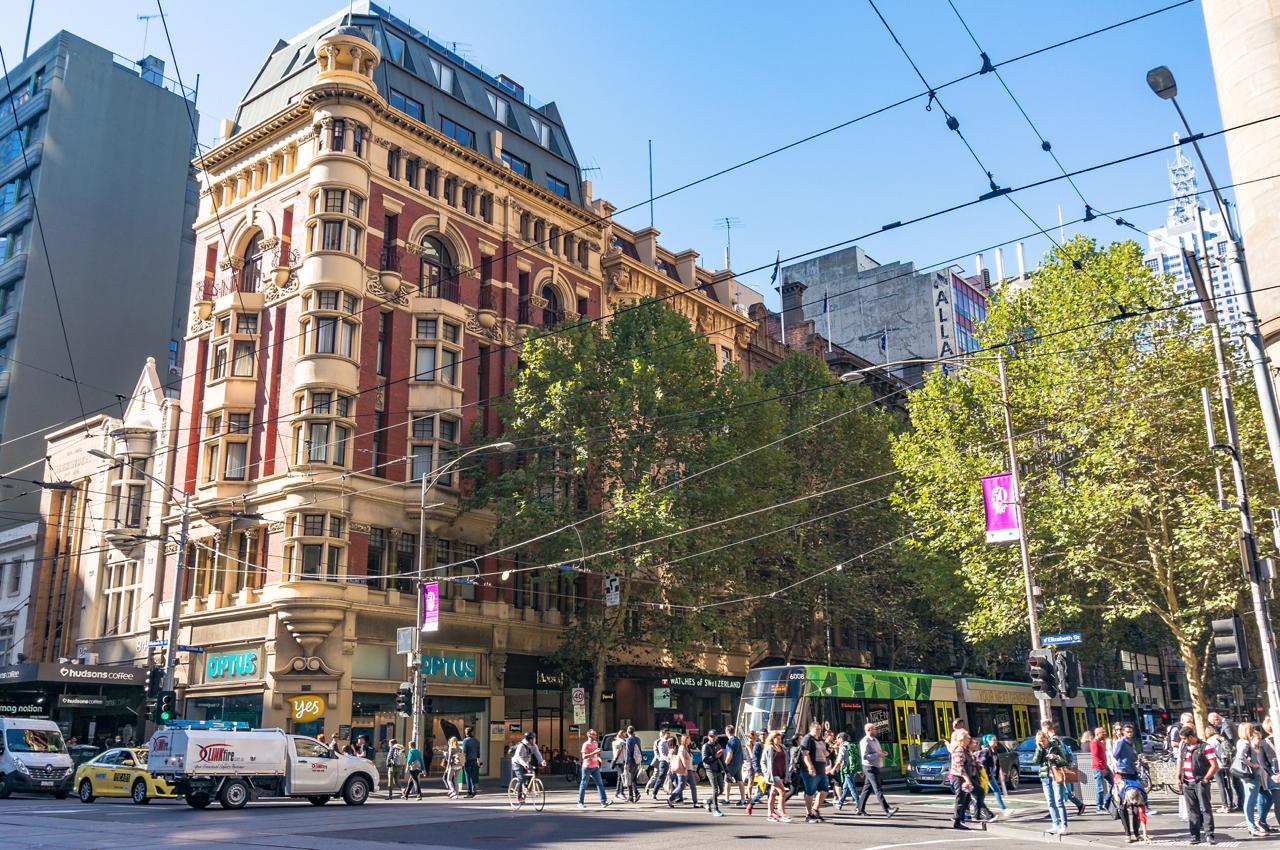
[421,581,440,632]
[1042,632,1082,646]
[573,703,587,725]
[147,640,205,653]
[571,687,585,706]
[396,626,416,655]
[604,573,621,608]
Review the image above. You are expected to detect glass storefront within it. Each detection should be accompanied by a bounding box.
[423,696,488,773]
[185,693,264,727]
[351,691,398,752]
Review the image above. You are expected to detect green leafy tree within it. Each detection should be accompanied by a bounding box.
[480,301,779,727]
[740,353,955,670]
[892,237,1273,729]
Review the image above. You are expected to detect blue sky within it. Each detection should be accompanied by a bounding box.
[8,1,1231,311]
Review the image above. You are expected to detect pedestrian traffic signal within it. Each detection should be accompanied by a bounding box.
[1212,613,1251,671]
[1028,648,1058,699]
[1055,649,1081,700]
[395,682,413,717]
[154,690,177,724]
[146,668,162,698]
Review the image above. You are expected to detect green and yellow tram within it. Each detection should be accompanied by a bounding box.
[736,664,1135,774]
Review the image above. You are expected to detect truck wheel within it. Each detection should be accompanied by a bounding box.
[53,791,69,800]
[78,779,95,803]
[308,796,329,806]
[0,774,11,799]
[185,792,212,809]
[131,779,151,805]
[342,776,370,806]
[218,779,250,810]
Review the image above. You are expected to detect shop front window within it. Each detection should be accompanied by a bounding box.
[183,693,264,727]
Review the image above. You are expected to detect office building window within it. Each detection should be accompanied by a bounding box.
[545,174,570,199]
[502,151,531,178]
[286,512,346,581]
[389,88,424,122]
[100,561,139,636]
[440,116,476,149]
[409,414,460,484]
[293,387,354,468]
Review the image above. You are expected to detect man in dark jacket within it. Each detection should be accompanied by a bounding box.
[1175,727,1218,845]
[701,730,726,816]
[461,727,482,797]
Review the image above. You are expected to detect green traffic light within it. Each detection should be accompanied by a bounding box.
[160,711,171,720]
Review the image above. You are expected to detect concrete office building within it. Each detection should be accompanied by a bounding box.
[1203,1,1280,356]
[783,245,990,386]
[1143,137,1243,331]
[0,32,198,520]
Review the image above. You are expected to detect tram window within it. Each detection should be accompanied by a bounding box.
[970,704,1014,740]
[918,705,939,743]
[866,702,894,741]
[834,699,864,737]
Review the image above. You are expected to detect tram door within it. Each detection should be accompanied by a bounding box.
[1072,708,1088,739]
[1012,705,1032,740]
[1095,708,1110,731]
[893,700,919,768]
[934,702,957,743]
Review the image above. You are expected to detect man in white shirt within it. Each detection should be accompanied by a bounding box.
[857,722,898,817]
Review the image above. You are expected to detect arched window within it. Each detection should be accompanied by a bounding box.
[240,232,264,293]
[420,235,458,301]
[541,284,563,329]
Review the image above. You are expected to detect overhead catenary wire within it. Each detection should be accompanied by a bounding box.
[0,0,1201,466]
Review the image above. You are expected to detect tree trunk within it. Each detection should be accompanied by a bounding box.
[1176,635,1211,737]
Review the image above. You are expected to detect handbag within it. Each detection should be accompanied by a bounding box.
[1051,764,1081,785]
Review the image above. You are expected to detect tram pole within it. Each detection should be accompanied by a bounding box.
[997,351,1050,724]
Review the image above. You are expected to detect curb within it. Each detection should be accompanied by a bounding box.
[984,818,1105,846]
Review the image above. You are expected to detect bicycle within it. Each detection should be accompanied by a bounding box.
[507,767,546,811]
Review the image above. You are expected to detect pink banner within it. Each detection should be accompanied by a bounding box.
[421,581,440,632]
[982,473,1020,543]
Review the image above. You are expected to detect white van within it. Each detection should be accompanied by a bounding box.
[0,717,74,798]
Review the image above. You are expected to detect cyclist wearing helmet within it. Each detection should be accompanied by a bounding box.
[512,732,546,799]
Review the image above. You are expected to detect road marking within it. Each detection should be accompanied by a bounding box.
[861,839,989,850]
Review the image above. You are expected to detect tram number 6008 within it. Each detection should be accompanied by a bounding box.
[788,672,805,680]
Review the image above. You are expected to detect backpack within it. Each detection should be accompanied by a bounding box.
[390,746,405,767]
[839,742,859,778]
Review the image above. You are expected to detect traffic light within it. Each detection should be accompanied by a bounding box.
[154,690,177,724]
[1055,649,1081,700]
[1212,613,1251,671]
[395,682,413,717]
[147,668,162,699]
[1029,648,1058,699]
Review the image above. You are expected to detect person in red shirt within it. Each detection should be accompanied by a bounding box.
[1088,727,1110,813]
[577,729,610,809]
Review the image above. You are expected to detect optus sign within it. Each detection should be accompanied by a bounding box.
[205,649,260,681]
[419,653,477,684]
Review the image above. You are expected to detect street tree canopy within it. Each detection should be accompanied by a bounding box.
[892,237,1273,729]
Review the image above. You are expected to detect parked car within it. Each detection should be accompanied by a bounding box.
[905,740,1019,793]
[75,747,174,805]
[69,745,102,767]
[1016,735,1080,781]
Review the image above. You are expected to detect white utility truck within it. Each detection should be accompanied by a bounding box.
[146,724,377,809]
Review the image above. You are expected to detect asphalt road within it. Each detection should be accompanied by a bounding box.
[0,783,1254,849]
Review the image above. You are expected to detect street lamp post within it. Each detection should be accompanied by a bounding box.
[844,354,1049,722]
[410,441,514,749]
[1149,65,1280,736]
[89,447,191,693]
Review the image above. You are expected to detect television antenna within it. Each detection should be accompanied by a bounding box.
[137,12,165,57]
[714,217,743,271]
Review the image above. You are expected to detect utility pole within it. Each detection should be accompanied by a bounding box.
[412,472,427,750]
[164,493,192,691]
[997,350,1049,724]
[1148,66,1280,736]
[1189,217,1280,736]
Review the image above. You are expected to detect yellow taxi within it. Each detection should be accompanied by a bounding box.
[75,748,175,804]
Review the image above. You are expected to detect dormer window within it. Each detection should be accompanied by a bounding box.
[487,93,510,125]
[528,115,551,147]
[429,58,455,95]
